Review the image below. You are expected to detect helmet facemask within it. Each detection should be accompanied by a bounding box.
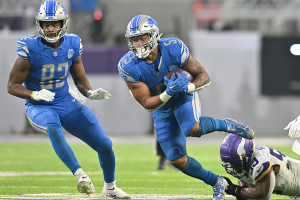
[36,1,69,43]
[125,15,162,59]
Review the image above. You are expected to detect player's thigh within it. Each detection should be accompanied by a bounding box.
[174,92,201,136]
[26,104,61,134]
[155,117,187,161]
[63,105,112,152]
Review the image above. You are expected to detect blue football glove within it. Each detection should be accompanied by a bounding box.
[164,72,190,95]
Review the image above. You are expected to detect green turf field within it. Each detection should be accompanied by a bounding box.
[0,139,297,199]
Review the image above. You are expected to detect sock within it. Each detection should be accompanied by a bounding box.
[47,125,80,174]
[181,157,218,186]
[198,116,227,137]
[74,168,86,181]
[104,180,116,189]
[98,149,115,183]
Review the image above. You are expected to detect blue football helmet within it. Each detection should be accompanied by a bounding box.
[220,134,255,179]
[125,15,162,59]
[36,0,69,43]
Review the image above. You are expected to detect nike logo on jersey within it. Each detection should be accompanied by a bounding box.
[72,99,75,102]
[256,166,262,172]
[107,187,115,190]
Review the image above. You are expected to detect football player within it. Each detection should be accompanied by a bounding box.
[118,14,255,200]
[7,1,130,199]
[220,134,300,199]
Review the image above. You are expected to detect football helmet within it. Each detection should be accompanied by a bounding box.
[125,15,162,59]
[220,134,254,179]
[36,0,69,43]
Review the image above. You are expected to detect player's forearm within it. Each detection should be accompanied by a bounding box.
[192,73,211,89]
[240,187,266,199]
[141,95,167,111]
[73,78,92,97]
[7,83,32,100]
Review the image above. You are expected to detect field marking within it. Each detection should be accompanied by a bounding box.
[0,171,102,177]
[0,193,235,199]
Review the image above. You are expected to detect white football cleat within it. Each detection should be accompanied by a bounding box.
[77,175,95,195]
[74,168,95,195]
[102,181,131,199]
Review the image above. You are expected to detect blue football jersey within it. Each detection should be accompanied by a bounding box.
[118,37,190,120]
[16,34,83,105]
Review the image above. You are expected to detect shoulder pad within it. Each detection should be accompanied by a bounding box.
[250,153,271,182]
[64,34,83,55]
[118,52,139,83]
[16,35,39,59]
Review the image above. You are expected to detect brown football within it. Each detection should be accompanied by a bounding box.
[165,69,194,82]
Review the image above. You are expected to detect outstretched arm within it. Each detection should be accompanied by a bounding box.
[224,169,272,200]
[284,114,300,138]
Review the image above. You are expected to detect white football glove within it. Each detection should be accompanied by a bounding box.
[31,89,55,102]
[284,115,300,138]
[87,88,111,100]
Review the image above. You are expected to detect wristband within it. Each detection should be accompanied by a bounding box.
[31,91,35,100]
[187,83,196,93]
[227,184,243,200]
[159,91,172,103]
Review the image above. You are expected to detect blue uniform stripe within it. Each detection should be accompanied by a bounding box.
[130,15,142,33]
[46,0,56,17]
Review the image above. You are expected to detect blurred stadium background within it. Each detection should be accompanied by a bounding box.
[1,0,300,137]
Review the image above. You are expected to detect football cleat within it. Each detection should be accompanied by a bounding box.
[102,181,131,199]
[212,176,227,200]
[74,168,95,195]
[224,118,254,139]
[77,175,95,195]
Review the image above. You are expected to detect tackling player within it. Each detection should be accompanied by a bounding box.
[220,134,300,199]
[7,1,130,199]
[118,14,255,200]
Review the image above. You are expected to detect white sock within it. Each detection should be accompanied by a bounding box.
[104,180,116,189]
[73,168,86,181]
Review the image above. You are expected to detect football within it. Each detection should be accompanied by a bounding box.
[165,69,194,82]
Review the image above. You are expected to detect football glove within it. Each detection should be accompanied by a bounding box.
[284,115,300,138]
[164,72,190,96]
[222,176,245,200]
[87,88,111,100]
[31,89,55,102]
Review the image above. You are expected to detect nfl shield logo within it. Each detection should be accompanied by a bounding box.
[53,52,57,57]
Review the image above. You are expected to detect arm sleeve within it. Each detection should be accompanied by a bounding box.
[16,40,29,59]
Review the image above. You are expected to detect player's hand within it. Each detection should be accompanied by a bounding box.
[31,89,55,102]
[87,88,111,100]
[284,115,300,138]
[164,72,190,95]
[222,176,244,199]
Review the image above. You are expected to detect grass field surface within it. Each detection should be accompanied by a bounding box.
[0,134,298,199]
